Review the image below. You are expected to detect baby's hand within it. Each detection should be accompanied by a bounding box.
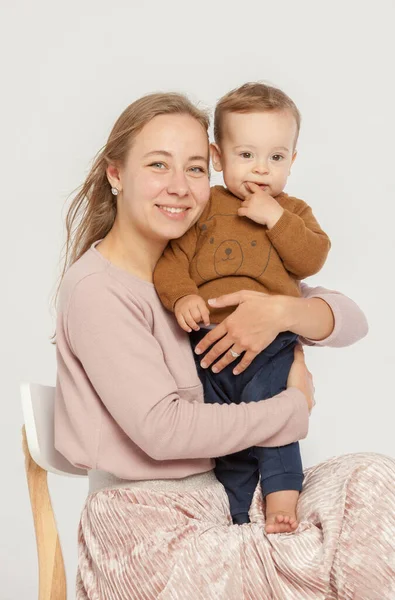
[174,294,210,332]
[238,182,284,228]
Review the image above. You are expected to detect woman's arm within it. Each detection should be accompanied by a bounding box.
[281,296,334,342]
[194,283,368,374]
[63,275,309,462]
[296,282,369,347]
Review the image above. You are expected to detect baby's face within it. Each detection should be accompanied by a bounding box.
[212,110,297,199]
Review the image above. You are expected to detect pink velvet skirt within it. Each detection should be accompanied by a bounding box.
[76,453,395,599]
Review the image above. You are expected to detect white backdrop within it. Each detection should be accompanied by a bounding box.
[1,1,394,598]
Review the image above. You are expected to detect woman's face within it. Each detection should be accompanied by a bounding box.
[112,113,210,244]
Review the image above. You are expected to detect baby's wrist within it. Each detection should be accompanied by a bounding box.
[175,294,195,309]
[265,205,284,229]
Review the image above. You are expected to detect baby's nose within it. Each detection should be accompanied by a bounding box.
[253,163,269,174]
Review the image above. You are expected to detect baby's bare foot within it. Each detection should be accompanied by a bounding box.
[265,511,298,533]
[265,490,299,534]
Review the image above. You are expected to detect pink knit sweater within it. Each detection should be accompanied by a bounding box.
[55,242,368,480]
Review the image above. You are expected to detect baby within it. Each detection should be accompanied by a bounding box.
[154,82,330,533]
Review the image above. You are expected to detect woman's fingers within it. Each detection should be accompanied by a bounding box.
[213,348,259,374]
[197,332,259,374]
[208,290,268,309]
[208,291,244,309]
[198,333,235,370]
[194,322,227,356]
[208,345,246,373]
[231,350,256,375]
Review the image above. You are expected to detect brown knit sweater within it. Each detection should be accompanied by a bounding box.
[154,186,331,322]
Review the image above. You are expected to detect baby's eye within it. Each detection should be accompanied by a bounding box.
[240,152,253,159]
[271,154,284,162]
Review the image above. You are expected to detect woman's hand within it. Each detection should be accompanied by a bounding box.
[194,290,290,374]
[287,345,315,413]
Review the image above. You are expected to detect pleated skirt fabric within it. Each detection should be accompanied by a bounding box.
[77,453,395,600]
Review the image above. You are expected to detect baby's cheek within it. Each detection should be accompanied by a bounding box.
[222,168,242,193]
[230,163,244,181]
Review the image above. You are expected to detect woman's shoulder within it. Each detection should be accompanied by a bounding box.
[58,245,147,317]
[58,246,109,307]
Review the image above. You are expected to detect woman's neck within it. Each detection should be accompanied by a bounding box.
[97,221,166,283]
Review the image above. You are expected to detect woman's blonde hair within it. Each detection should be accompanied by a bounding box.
[58,92,210,294]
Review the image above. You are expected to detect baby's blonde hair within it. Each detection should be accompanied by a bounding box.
[214,82,301,146]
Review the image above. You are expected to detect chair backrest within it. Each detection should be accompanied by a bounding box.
[21,382,88,600]
[21,382,87,477]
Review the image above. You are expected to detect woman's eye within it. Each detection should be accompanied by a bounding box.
[189,166,206,174]
[150,162,166,169]
[271,155,284,162]
[241,152,252,159]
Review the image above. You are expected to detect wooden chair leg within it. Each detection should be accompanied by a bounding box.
[22,426,67,600]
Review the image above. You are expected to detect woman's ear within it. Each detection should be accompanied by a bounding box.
[210,143,223,173]
[106,164,122,193]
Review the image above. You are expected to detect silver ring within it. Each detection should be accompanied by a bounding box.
[230,349,241,358]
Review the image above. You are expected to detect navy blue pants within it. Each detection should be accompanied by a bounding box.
[190,330,304,525]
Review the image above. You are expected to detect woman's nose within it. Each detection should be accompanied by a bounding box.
[167,171,189,197]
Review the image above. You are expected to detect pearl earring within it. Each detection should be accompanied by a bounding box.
[111,187,119,196]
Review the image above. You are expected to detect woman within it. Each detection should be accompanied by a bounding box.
[55,92,395,599]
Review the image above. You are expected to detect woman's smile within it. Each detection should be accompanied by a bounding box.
[156,204,191,221]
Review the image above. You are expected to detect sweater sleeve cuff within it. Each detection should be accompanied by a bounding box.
[266,208,294,242]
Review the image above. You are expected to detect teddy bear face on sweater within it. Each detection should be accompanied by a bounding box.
[191,213,273,283]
